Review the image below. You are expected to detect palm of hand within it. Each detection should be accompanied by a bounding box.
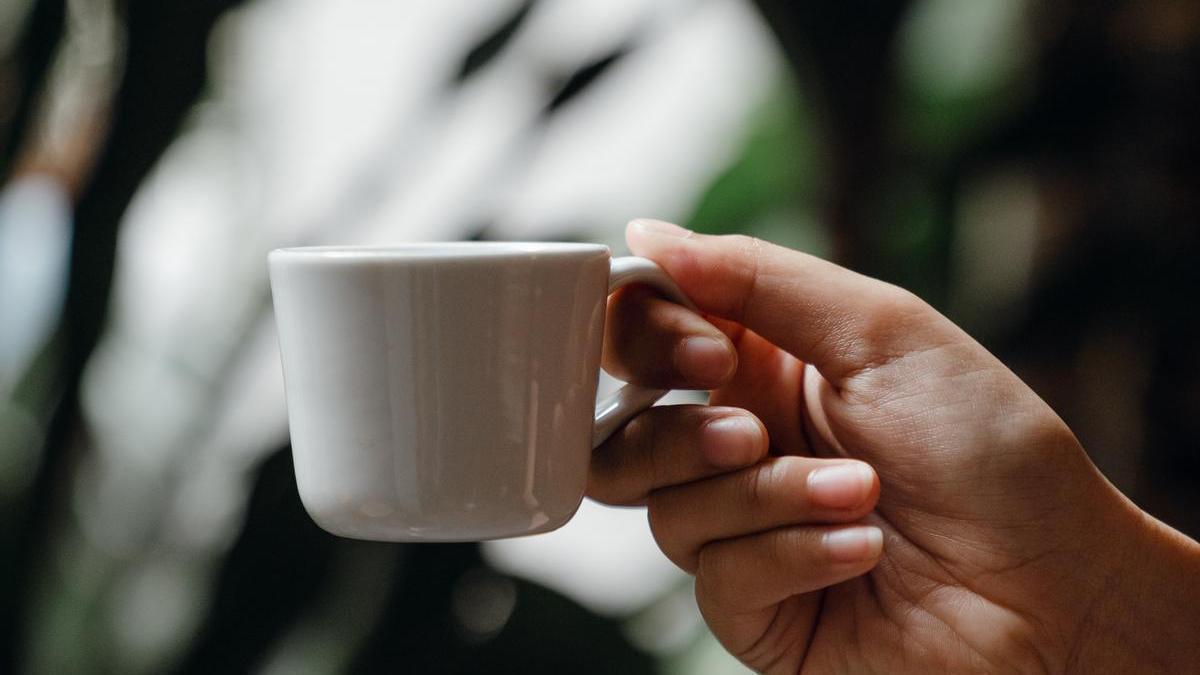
[710,324,1101,674]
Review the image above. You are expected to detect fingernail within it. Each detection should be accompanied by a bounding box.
[807,463,874,509]
[702,415,763,467]
[630,218,691,238]
[824,526,884,563]
[675,336,735,386]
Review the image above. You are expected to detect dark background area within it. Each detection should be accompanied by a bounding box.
[1,0,1197,672]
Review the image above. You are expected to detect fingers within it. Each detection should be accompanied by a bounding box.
[588,406,768,506]
[626,219,954,385]
[708,322,809,454]
[695,524,884,621]
[648,456,879,571]
[603,284,736,389]
[694,524,882,671]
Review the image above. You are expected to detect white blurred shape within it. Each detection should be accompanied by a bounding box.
[83,122,245,465]
[493,0,780,240]
[216,0,524,241]
[78,111,266,557]
[484,498,686,616]
[158,321,286,554]
[349,62,543,244]
[519,0,659,68]
[109,557,199,673]
[199,318,289,463]
[0,175,72,387]
[107,119,253,373]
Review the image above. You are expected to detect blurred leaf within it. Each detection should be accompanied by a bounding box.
[894,0,1035,157]
[1,0,250,670]
[26,535,114,674]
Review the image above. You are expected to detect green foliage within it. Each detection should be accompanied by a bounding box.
[685,78,828,254]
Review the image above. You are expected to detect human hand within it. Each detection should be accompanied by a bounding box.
[589,219,1200,673]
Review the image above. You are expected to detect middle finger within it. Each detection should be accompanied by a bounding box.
[588,405,768,506]
[647,456,879,571]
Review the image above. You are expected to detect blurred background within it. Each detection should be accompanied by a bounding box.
[1,0,1198,672]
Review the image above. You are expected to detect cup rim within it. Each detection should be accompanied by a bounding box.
[269,242,610,260]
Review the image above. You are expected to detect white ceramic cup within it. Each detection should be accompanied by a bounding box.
[268,243,694,541]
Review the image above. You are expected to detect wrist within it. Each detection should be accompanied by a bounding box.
[1067,493,1200,672]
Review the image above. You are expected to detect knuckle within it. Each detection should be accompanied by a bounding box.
[603,287,663,376]
[645,493,668,539]
[692,553,721,613]
[724,233,762,252]
[763,529,791,568]
[646,494,695,572]
[598,412,658,503]
[619,411,656,464]
[638,413,663,487]
[695,541,730,591]
[717,454,819,520]
[722,234,764,322]
[842,285,935,377]
[741,459,781,510]
[862,290,917,339]
[767,528,810,570]
[585,465,624,505]
[877,285,929,324]
[771,457,812,509]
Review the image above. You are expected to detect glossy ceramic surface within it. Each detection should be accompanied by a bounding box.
[269,243,684,541]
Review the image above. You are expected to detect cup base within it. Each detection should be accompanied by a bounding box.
[302,499,582,542]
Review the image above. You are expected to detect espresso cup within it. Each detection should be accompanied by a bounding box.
[268,243,695,541]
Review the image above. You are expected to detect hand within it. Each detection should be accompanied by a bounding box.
[588,219,1200,673]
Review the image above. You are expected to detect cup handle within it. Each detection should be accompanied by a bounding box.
[592,256,699,448]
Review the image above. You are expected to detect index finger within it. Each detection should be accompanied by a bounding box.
[626,219,957,385]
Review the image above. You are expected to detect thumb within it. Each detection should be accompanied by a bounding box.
[626,219,948,385]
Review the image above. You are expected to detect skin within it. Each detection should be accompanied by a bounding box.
[588,219,1200,674]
